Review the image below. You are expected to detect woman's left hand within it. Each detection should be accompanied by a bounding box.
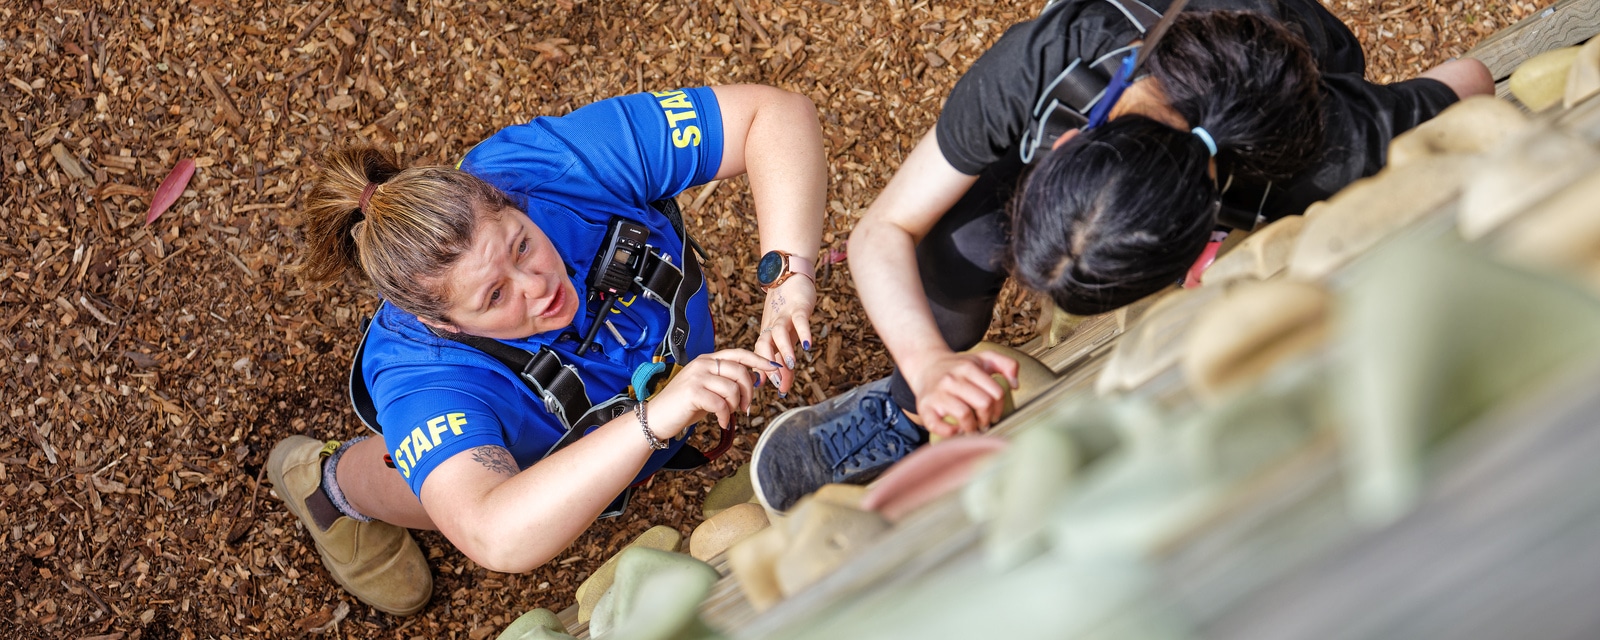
[753,275,816,394]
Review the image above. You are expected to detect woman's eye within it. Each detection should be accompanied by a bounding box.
[518,238,529,255]
[489,289,502,304]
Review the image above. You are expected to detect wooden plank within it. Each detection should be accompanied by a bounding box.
[1466,0,1600,79]
[1038,312,1122,372]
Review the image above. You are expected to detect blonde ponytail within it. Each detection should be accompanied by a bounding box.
[299,146,516,322]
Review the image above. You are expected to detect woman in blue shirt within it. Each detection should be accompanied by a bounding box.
[269,85,825,615]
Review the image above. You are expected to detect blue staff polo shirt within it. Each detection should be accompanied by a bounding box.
[361,87,723,497]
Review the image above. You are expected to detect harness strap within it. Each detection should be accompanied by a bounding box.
[1021,0,1164,164]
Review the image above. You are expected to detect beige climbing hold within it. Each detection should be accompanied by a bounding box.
[1510,46,1583,111]
[1181,280,1333,401]
[1096,285,1225,395]
[689,502,770,561]
[762,482,869,526]
[1204,216,1306,286]
[773,498,891,596]
[726,525,788,612]
[702,463,756,518]
[1289,155,1470,280]
[809,483,868,508]
[574,525,681,624]
[861,436,1008,522]
[967,341,1059,410]
[1566,37,1600,109]
[1495,166,1600,293]
[729,486,891,610]
[1040,304,1090,347]
[1387,96,1531,167]
[1459,125,1600,240]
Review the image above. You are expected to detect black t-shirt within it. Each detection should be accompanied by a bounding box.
[935,0,1459,221]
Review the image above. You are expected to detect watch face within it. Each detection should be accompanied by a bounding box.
[757,251,784,285]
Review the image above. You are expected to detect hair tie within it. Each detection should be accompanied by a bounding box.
[1191,127,1218,157]
[357,182,379,216]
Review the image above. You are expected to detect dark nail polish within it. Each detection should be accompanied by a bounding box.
[802,340,812,351]
[779,392,787,398]
[770,360,782,368]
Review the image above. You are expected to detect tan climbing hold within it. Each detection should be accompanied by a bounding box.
[773,498,891,597]
[861,436,1008,522]
[726,525,788,612]
[1510,46,1583,111]
[1495,166,1600,293]
[1181,280,1333,401]
[1204,216,1306,286]
[1096,285,1225,395]
[967,341,1059,410]
[702,463,756,518]
[573,525,681,624]
[1459,125,1600,240]
[1042,305,1086,347]
[729,486,891,611]
[689,502,770,561]
[1387,96,1531,167]
[1289,156,1470,280]
[1566,37,1600,109]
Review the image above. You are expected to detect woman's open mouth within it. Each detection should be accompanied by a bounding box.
[537,283,567,319]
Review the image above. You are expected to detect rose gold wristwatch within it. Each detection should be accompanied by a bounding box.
[756,250,815,291]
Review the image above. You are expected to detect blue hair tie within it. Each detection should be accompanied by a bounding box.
[1191,127,1218,157]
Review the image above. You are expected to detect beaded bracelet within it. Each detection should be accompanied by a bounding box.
[636,401,668,451]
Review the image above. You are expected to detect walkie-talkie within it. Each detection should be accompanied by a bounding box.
[577,218,649,355]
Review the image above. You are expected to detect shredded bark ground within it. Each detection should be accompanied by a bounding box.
[0,0,1540,637]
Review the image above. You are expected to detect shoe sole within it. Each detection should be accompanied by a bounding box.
[749,406,807,516]
[267,437,429,617]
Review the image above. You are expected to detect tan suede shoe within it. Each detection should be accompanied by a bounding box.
[268,436,432,616]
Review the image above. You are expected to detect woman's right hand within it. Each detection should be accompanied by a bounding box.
[647,350,782,436]
[910,350,1020,437]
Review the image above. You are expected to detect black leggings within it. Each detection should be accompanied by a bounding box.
[887,154,1024,410]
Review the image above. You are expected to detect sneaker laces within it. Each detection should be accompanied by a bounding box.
[815,393,921,478]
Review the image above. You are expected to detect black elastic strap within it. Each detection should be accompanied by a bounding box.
[349,316,384,435]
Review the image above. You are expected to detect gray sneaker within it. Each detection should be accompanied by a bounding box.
[751,377,928,513]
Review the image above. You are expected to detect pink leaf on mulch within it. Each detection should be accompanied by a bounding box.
[826,243,849,265]
[146,158,195,225]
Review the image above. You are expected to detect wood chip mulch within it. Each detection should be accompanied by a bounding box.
[0,0,1541,638]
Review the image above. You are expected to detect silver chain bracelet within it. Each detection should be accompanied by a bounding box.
[636,401,668,450]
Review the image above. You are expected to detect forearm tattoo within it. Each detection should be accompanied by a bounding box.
[469,446,519,477]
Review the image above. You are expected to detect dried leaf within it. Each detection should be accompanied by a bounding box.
[295,608,332,631]
[531,38,572,66]
[309,602,349,633]
[146,158,195,225]
[226,516,255,545]
[122,350,159,369]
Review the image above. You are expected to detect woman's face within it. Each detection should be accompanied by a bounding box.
[427,206,580,340]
